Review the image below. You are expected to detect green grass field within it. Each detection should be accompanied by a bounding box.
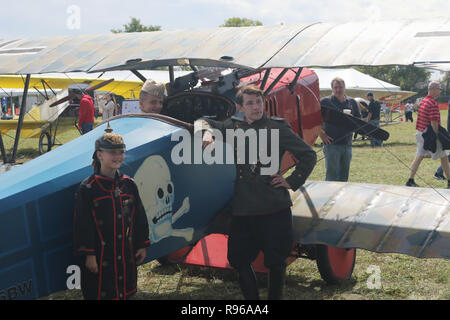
[5,113,448,300]
[1,117,87,162]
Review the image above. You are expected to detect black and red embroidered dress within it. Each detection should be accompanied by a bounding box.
[73,171,150,300]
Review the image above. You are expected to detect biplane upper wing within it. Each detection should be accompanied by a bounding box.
[0,18,449,74]
[292,181,450,259]
[0,25,310,74]
[263,18,450,69]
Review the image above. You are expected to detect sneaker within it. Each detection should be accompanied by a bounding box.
[406,179,419,187]
[434,173,446,180]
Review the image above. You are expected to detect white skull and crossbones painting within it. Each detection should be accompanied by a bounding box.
[134,155,193,244]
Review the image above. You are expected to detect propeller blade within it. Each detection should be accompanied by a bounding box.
[86,78,114,92]
[49,94,73,108]
[49,79,114,107]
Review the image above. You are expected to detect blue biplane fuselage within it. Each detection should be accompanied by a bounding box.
[0,116,235,299]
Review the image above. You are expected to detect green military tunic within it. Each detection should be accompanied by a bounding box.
[198,113,317,216]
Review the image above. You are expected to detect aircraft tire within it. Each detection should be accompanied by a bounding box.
[39,132,52,154]
[315,245,356,285]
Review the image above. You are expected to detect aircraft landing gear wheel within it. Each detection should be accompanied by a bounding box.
[316,245,356,285]
[39,132,52,154]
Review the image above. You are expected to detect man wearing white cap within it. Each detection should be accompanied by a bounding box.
[139,79,165,114]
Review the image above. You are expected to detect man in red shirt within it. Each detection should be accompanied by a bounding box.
[406,81,450,187]
[74,89,95,134]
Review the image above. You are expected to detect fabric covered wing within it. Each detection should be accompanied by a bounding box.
[291,181,450,259]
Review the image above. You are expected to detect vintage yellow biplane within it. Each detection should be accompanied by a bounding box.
[0,73,148,157]
[0,18,449,300]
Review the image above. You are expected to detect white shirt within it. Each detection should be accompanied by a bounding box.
[102,100,115,120]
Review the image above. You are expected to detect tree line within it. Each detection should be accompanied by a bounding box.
[111,17,262,33]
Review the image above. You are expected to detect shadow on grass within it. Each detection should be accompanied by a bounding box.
[42,266,358,300]
[151,263,237,282]
[142,262,358,300]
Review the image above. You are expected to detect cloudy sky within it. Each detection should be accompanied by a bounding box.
[1,0,449,38]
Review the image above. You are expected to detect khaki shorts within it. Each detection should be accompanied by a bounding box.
[416,130,447,160]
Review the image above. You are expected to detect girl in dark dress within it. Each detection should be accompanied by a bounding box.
[73,126,150,300]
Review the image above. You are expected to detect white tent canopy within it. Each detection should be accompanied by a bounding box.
[312,68,400,91]
[312,68,416,103]
[0,88,62,97]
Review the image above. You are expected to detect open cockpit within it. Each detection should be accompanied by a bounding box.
[162,90,236,124]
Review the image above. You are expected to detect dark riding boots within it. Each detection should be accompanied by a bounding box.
[236,263,287,300]
[237,264,259,300]
[267,264,286,300]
